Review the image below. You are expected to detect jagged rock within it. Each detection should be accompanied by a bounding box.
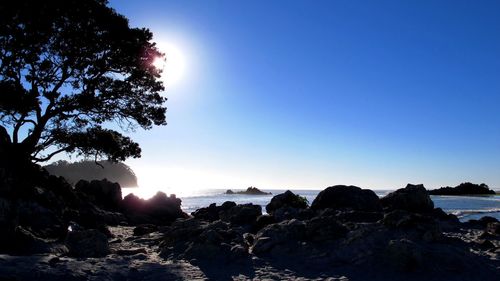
[336,210,384,223]
[65,229,110,257]
[380,184,434,213]
[225,187,271,195]
[266,190,308,214]
[305,215,348,241]
[486,222,500,235]
[254,214,276,231]
[219,203,262,225]
[251,237,275,255]
[10,226,67,255]
[122,192,187,225]
[191,201,236,222]
[252,219,306,255]
[429,182,495,195]
[386,239,423,271]
[75,179,122,211]
[431,208,460,222]
[230,244,248,259]
[17,200,65,238]
[311,185,382,212]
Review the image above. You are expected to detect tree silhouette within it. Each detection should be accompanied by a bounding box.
[45,160,138,187]
[0,0,166,165]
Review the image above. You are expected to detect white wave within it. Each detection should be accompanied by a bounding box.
[451,208,500,218]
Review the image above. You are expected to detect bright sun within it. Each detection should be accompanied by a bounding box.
[153,42,186,86]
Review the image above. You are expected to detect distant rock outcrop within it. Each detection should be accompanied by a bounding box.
[429,182,496,196]
[45,160,138,187]
[225,187,272,195]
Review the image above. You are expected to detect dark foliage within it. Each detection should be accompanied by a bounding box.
[45,160,138,187]
[0,0,166,164]
[429,182,496,195]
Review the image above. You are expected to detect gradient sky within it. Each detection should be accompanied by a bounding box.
[106,0,500,191]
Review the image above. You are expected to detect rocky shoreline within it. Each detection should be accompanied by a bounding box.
[1,166,499,280]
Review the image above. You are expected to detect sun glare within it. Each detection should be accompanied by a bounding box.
[153,42,186,86]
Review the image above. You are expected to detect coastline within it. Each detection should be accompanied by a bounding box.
[1,184,499,280]
[122,188,500,221]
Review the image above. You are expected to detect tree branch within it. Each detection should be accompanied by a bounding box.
[31,146,72,163]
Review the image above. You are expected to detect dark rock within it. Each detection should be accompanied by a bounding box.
[219,203,262,225]
[191,201,236,222]
[382,210,430,228]
[75,179,122,211]
[429,182,496,195]
[252,219,306,255]
[116,248,147,256]
[122,192,187,225]
[251,236,275,255]
[431,208,460,223]
[380,184,434,213]
[225,187,271,195]
[220,201,237,210]
[486,222,500,235]
[254,214,276,231]
[382,210,443,242]
[476,239,495,250]
[243,232,255,246]
[11,226,65,255]
[266,190,308,214]
[48,257,61,266]
[336,210,384,223]
[65,229,109,257]
[467,216,499,228]
[230,244,248,260]
[133,224,158,236]
[386,239,423,271]
[16,200,65,238]
[311,185,382,212]
[305,215,348,241]
[479,216,499,225]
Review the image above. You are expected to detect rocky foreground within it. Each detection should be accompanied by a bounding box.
[1,166,499,280]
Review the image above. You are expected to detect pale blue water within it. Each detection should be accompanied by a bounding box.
[123,188,500,222]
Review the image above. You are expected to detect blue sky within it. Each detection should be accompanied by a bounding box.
[107,0,500,190]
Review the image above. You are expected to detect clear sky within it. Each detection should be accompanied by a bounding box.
[107,0,500,191]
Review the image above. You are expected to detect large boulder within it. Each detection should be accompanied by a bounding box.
[380,184,434,213]
[220,203,262,225]
[252,219,306,255]
[266,190,308,214]
[305,215,348,242]
[311,185,382,212]
[191,201,236,222]
[122,192,187,225]
[386,239,423,271]
[8,226,67,255]
[75,179,122,211]
[65,229,109,257]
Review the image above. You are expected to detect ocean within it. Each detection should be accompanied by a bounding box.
[121,188,500,222]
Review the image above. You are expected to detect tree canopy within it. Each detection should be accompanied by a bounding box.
[0,0,166,163]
